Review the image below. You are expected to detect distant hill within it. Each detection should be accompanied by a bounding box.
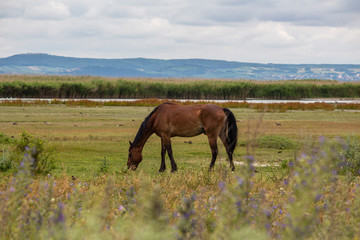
[0,53,359,81]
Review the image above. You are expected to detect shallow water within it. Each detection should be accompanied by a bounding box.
[1,97,360,104]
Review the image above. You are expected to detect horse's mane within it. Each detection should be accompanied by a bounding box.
[132,102,173,146]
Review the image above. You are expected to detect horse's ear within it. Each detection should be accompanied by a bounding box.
[129,141,133,148]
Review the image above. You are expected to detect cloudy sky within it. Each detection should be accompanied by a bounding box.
[1,0,360,64]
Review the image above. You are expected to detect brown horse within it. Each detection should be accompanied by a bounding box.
[127,102,238,172]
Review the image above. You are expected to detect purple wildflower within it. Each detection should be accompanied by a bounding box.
[236,200,242,211]
[315,194,322,202]
[283,179,289,186]
[118,205,126,213]
[264,209,271,218]
[55,202,66,224]
[190,193,197,202]
[288,161,294,167]
[218,181,225,191]
[236,177,244,187]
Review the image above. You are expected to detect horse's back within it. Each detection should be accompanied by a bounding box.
[152,103,226,137]
[158,103,224,120]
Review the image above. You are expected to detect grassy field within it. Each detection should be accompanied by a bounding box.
[1,104,360,239]
[1,105,359,177]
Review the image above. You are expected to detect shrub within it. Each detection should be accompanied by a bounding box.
[14,132,55,174]
[253,135,296,150]
[339,135,360,176]
[0,149,12,171]
[0,133,14,144]
[98,157,110,174]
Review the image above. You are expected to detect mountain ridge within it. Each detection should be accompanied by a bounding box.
[0,53,359,81]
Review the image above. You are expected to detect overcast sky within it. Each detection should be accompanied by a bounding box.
[1,0,360,64]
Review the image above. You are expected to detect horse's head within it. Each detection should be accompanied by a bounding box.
[127,141,142,170]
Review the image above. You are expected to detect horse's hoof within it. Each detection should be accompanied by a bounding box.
[171,169,177,173]
[158,169,165,173]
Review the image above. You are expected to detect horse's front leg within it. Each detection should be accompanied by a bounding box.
[163,136,177,172]
[159,138,166,172]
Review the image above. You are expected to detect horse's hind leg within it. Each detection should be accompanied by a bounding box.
[207,135,219,170]
[220,132,235,171]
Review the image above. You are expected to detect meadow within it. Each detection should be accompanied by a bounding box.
[1,102,360,239]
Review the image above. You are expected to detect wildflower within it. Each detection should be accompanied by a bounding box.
[236,176,244,187]
[190,193,197,202]
[172,211,180,218]
[315,194,322,202]
[218,181,225,191]
[265,223,271,231]
[283,179,289,186]
[118,205,126,213]
[55,202,65,224]
[319,136,326,145]
[236,200,242,213]
[264,209,271,218]
[31,146,36,155]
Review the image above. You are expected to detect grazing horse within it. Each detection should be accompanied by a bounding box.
[127,102,238,172]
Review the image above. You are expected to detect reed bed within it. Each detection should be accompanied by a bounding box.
[1,75,360,100]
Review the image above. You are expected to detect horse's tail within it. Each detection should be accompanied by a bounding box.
[222,108,238,155]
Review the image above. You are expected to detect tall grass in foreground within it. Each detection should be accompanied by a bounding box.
[1,136,360,239]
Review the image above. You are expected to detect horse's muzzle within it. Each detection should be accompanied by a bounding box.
[128,164,138,170]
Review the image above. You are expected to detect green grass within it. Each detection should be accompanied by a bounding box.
[1,105,360,178]
[253,135,297,150]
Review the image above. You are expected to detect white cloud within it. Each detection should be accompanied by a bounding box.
[32,1,70,19]
[0,0,359,63]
